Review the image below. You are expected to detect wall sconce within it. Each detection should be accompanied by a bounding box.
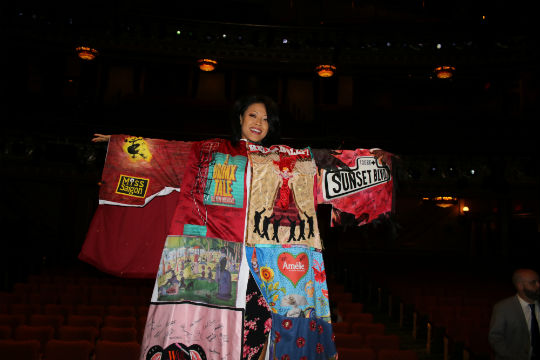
[198,58,218,72]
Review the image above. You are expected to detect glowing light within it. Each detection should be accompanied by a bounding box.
[197,58,217,72]
[315,64,336,78]
[434,65,455,79]
[76,46,99,60]
[462,206,470,212]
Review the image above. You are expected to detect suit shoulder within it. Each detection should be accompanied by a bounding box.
[493,295,518,310]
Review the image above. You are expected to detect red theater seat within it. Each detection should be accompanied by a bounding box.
[58,325,99,343]
[378,349,419,360]
[364,334,400,352]
[104,315,137,328]
[67,315,103,328]
[337,347,376,360]
[0,339,41,360]
[95,340,141,360]
[100,326,138,342]
[334,333,365,349]
[14,324,54,351]
[0,325,12,339]
[351,322,385,336]
[44,339,94,360]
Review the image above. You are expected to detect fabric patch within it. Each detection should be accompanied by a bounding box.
[245,144,321,249]
[123,136,153,162]
[115,174,150,198]
[99,135,192,206]
[204,153,247,208]
[141,303,243,360]
[168,139,249,243]
[246,246,331,322]
[315,149,393,227]
[270,313,337,360]
[183,224,208,237]
[154,236,243,307]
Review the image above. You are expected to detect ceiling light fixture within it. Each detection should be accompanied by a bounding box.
[434,65,455,79]
[315,64,336,78]
[197,58,217,72]
[76,46,99,60]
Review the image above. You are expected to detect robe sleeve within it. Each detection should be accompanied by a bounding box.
[314,148,394,227]
[79,135,194,278]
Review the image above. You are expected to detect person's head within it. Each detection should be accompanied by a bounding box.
[512,268,540,303]
[230,95,280,146]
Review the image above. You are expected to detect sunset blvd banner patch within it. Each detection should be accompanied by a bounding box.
[141,302,243,360]
[245,144,321,249]
[246,246,331,322]
[153,236,243,307]
[316,149,393,227]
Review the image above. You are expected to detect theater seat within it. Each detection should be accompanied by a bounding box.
[100,326,138,342]
[58,325,99,343]
[351,322,385,336]
[378,349,419,360]
[0,339,41,360]
[364,334,400,352]
[0,325,12,339]
[14,325,54,351]
[332,321,351,334]
[337,347,376,360]
[104,315,137,328]
[44,339,94,360]
[95,340,141,360]
[67,315,103,328]
[334,333,365,349]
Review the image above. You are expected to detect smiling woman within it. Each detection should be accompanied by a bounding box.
[230,95,280,146]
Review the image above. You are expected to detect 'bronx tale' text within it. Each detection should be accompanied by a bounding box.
[211,155,238,205]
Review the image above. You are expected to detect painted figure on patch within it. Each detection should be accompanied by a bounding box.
[156,236,241,307]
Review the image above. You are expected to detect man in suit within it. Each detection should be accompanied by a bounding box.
[489,268,540,360]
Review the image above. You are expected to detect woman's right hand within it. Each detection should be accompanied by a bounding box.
[92,134,111,143]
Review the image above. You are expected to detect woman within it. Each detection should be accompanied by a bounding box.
[86,94,389,360]
[90,95,320,360]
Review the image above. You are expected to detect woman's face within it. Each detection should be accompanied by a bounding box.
[240,102,269,143]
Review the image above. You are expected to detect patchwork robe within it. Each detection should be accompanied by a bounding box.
[80,135,393,360]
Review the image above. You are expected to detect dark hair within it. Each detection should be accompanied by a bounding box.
[230,95,281,146]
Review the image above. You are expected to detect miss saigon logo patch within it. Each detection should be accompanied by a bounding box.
[115,174,150,198]
[204,153,247,208]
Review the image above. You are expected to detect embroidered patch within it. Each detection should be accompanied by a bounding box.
[245,144,321,249]
[141,303,243,360]
[122,136,153,162]
[154,236,242,307]
[204,153,247,208]
[322,156,391,200]
[315,148,393,228]
[146,343,207,360]
[270,313,337,360]
[277,252,309,287]
[115,174,150,198]
[183,224,208,237]
[246,246,331,321]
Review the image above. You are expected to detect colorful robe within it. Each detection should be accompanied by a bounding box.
[80,135,394,360]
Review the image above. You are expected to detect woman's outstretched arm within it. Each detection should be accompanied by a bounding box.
[92,133,111,143]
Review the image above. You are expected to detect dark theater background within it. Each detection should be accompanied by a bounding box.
[1,1,539,359]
